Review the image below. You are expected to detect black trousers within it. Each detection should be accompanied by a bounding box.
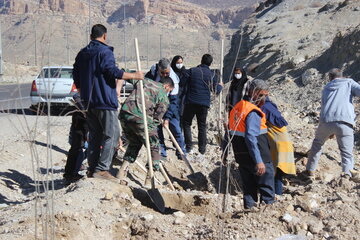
[182,103,209,154]
[64,112,87,177]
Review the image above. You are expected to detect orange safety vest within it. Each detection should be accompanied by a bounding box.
[229,100,267,137]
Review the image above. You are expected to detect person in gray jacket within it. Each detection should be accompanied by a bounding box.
[306,68,360,177]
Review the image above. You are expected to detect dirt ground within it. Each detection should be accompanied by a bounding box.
[0,95,359,240]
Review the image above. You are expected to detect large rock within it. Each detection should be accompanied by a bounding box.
[301,68,320,86]
[296,194,320,212]
[308,220,324,234]
[282,213,293,223]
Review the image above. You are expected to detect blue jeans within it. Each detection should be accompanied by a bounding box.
[158,118,186,158]
[238,161,275,209]
[306,121,354,176]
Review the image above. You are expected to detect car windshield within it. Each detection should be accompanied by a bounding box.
[38,68,73,79]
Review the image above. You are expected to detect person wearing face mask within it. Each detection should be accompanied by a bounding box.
[146,58,186,160]
[145,58,180,95]
[226,67,250,113]
[171,55,187,122]
[222,67,250,162]
[171,55,185,73]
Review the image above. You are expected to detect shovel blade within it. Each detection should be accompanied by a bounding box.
[187,172,208,185]
[147,188,165,213]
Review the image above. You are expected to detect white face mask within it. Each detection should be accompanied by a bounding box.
[234,73,242,79]
[176,63,183,69]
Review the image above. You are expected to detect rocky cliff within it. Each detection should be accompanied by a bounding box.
[107,0,254,29]
[0,0,255,67]
[0,0,254,28]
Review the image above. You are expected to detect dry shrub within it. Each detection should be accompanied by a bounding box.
[293,5,305,11]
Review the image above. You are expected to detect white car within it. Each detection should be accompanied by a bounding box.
[30,66,135,112]
[30,66,77,111]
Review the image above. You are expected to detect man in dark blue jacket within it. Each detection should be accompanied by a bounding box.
[73,24,143,181]
[182,54,223,157]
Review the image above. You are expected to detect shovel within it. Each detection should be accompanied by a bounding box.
[163,125,208,185]
[135,38,165,213]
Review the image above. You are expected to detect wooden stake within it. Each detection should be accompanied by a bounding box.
[218,39,231,213]
[219,39,224,123]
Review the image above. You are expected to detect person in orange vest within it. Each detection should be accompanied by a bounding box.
[228,79,275,209]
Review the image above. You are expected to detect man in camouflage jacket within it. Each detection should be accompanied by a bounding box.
[119,76,174,169]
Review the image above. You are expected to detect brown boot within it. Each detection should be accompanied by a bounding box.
[93,171,119,183]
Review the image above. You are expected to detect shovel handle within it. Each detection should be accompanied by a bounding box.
[159,163,175,191]
[135,38,155,188]
[163,125,195,174]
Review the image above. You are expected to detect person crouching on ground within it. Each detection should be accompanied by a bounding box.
[228,79,275,209]
[117,76,174,183]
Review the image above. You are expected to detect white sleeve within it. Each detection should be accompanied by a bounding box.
[169,70,180,95]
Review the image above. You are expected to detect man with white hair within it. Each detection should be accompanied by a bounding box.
[228,79,275,209]
[145,58,185,160]
[306,68,360,178]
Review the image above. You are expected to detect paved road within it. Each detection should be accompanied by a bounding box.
[0,83,32,111]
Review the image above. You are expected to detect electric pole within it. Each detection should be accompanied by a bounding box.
[64,18,70,65]
[123,1,127,68]
[33,19,37,66]
[88,0,91,43]
[0,20,3,74]
[146,15,149,69]
[159,34,162,59]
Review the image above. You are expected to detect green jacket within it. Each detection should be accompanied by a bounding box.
[120,78,169,127]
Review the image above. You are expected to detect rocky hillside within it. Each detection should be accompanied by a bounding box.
[223,0,360,178]
[224,0,360,113]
